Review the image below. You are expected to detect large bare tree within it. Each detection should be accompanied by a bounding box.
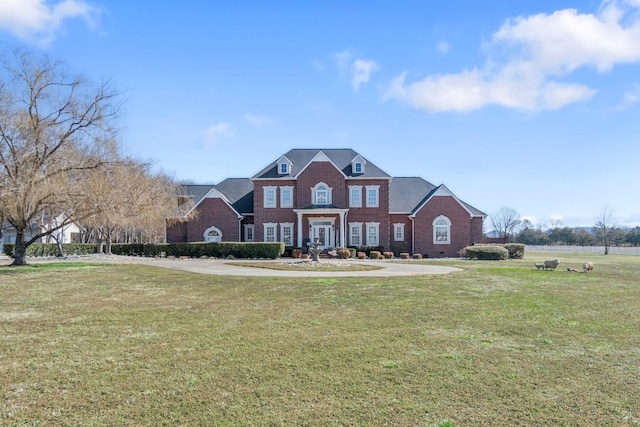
[0,49,120,265]
[490,206,522,241]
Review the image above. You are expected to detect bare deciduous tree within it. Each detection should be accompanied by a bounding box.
[490,206,522,241]
[80,160,191,254]
[594,206,617,255]
[0,49,120,265]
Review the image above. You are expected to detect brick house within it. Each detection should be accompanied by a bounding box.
[166,148,486,257]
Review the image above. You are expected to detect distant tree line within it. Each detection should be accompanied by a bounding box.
[514,223,640,247]
[489,206,638,254]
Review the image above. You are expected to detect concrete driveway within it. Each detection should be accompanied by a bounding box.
[1,255,461,277]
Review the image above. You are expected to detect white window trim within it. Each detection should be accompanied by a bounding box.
[280,186,294,208]
[311,182,332,205]
[264,222,278,243]
[366,222,379,246]
[433,215,451,245]
[263,186,277,208]
[244,224,255,242]
[365,185,379,208]
[349,222,363,246]
[349,185,362,208]
[393,223,405,241]
[279,162,289,175]
[280,222,294,246]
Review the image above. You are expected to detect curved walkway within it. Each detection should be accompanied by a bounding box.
[1,255,461,277]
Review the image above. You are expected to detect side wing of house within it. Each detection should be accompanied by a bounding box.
[409,184,486,257]
[166,180,254,243]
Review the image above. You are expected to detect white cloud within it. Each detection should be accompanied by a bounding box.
[351,59,378,91]
[203,122,231,147]
[386,0,640,112]
[244,114,273,128]
[334,50,379,92]
[0,0,99,47]
[437,41,450,54]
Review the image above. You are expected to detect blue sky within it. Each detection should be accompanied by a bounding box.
[1,0,639,228]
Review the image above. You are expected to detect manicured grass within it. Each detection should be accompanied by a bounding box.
[1,253,639,426]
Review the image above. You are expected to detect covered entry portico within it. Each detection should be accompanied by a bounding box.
[294,207,349,249]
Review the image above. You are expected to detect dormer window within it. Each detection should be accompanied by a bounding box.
[351,155,366,175]
[312,182,332,205]
[277,156,292,175]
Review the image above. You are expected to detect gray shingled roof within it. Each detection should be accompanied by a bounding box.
[214,178,254,214]
[252,148,391,179]
[390,178,486,217]
[389,177,437,213]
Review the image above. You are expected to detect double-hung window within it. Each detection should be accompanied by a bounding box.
[264,186,277,208]
[365,185,379,207]
[394,223,405,241]
[264,223,277,242]
[280,186,293,208]
[349,186,362,208]
[349,222,362,246]
[366,222,379,246]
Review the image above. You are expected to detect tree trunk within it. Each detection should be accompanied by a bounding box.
[97,238,105,254]
[11,229,28,266]
[56,239,64,257]
[105,239,112,255]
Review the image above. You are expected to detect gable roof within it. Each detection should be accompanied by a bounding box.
[214,178,254,214]
[252,149,390,179]
[410,184,487,218]
[389,177,437,213]
[180,180,254,216]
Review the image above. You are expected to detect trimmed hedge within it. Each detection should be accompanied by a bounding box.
[4,242,285,259]
[500,243,525,259]
[465,245,509,260]
[142,242,285,259]
[3,243,98,257]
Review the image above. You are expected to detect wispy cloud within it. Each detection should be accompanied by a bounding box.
[618,84,640,109]
[203,122,231,147]
[244,114,273,128]
[437,41,450,54]
[334,50,379,92]
[0,0,99,47]
[386,0,640,112]
[351,59,378,92]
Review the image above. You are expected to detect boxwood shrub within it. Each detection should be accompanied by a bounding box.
[465,245,509,260]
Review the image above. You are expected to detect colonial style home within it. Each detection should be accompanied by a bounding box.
[166,148,486,257]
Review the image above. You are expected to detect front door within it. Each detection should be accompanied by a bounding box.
[312,224,332,249]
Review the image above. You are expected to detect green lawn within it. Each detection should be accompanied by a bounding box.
[1,253,639,426]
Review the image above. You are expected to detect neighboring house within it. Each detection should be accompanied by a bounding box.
[167,148,486,257]
[1,220,81,254]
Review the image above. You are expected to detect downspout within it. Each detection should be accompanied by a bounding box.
[238,215,244,242]
[410,216,415,255]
